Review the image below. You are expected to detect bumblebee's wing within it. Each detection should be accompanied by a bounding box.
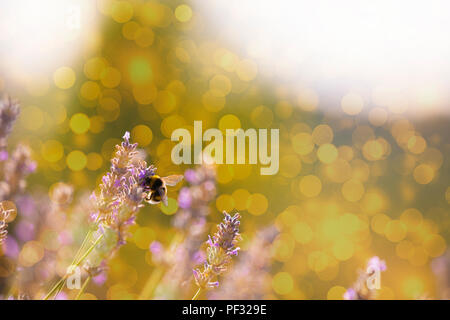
[162,175,184,186]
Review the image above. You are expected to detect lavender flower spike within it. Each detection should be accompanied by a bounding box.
[193,211,241,291]
[83,132,181,272]
[209,226,278,300]
[0,96,20,149]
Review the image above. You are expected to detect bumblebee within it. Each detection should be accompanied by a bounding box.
[144,174,184,206]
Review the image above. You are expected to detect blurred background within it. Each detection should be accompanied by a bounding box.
[0,0,449,299]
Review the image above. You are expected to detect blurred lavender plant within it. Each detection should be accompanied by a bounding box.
[0,96,20,150]
[174,163,217,229]
[0,97,36,201]
[21,184,74,298]
[431,250,450,299]
[0,145,36,201]
[192,211,241,299]
[0,95,37,299]
[344,256,387,300]
[50,183,74,209]
[0,202,13,245]
[150,161,216,299]
[209,226,278,300]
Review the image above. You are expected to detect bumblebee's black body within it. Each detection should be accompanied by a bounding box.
[144,175,166,204]
[144,175,163,191]
[143,174,183,205]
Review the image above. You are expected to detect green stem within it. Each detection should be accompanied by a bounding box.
[138,266,164,300]
[74,233,104,268]
[192,287,202,300]
[52,233,104,299]
[72,228,94,266]
[6,270,19,298]
[43,233,104,300]
[75,276,91,300]
[43,277,66,300]
[43,226,93,300]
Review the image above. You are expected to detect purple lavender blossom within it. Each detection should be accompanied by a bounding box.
[89,132,154,228]
[367,256,387,272]
[3,236,19,258]
[184,169,198,184]
[212,212,241,256]
[15,195,36,217]
[343,288,357,300]
[57,231,73,246]
[92,272,107,286]
[177,187,192,209]
[54,292,68,300]
[193,211,241,290]
[15,220,35,242]
[431,250,450,299]
[150,241,163,255]
[173,162,216,230]
[0,150,8,161]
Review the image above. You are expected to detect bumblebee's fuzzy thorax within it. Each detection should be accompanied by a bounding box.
[143,174,183,206]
